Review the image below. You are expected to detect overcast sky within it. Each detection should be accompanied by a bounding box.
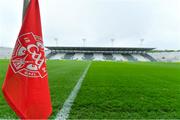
[0,0,180,50]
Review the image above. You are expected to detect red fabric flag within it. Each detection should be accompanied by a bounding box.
[2,0,52,119]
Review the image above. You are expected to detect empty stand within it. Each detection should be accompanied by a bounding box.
[73,53,84,60]
[148,52,180,62]
[45,50,51,56]
[45,46,169,62]
[83,53,94,60]
[122,54,137,61]
[93,53,104,61]
[50,53,65,60]
[132,54,150,62]
[142,53,157,62]
[63,53,75,60]
[103,53,114,60]
[113,54,128,61]
[46,52,57,59]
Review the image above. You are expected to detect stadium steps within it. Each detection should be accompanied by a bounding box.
[122,54,138,62]
[63,53,75,60]
[103,53,115,61]
[113,54,128,61]
[83,53,94,60]
[93,53,104,61]
[73,53,84,60]
[132,54,150,62]
[46,52,57,59]
[50,53,65,60]
[141,53,157,62]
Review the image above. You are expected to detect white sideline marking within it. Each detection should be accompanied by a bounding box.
[55,62,91,120]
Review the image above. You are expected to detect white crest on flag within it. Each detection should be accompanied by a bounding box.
[10,32,47,78]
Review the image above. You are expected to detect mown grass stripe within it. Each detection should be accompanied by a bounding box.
[55,62,91,120]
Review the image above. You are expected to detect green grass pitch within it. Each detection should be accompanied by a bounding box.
[0,60,89,119]
[0,60,180,119]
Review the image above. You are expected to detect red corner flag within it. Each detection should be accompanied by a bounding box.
[2,0,52,119]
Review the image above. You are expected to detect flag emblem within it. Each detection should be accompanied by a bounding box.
[10,32,47,78]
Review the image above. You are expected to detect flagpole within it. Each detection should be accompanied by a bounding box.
[22,0,30,20]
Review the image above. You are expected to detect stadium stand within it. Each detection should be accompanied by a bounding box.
[50,53,65,60]
[93,53,104,61]
[45,50,51,56]
[103,53,115,60]
[122,53,138,62]
[132,54,150,62]
[63,53,75,60]
[46,52,57,59]
[46,46,156,62]
[0,47,12,59]
[141,53,157,62]
[113,54,128,61]
[83,53,94,60]
[148,52,180,62]
[73,53,84,60]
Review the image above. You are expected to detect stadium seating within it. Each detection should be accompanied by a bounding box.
[141,53,157,62]
[63,53,75,60]
[148,52,180,62]
[73,53,84,60]
[93,53,104,61]
[83,53,94,60]
[121,54,137,61]
[50,53,65,60]
[132,54,150,62]
[45,52,180,62]
[45,50,51,56]
[113,54,128,61]
[103,53,115,60]
[46,52,57,59]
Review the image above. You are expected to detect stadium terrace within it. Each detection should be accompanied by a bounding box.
[46,46,156,62]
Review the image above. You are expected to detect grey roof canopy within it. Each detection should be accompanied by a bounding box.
[46,46,155,52]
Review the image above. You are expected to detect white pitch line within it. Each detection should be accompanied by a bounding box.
[55,62,91,120]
